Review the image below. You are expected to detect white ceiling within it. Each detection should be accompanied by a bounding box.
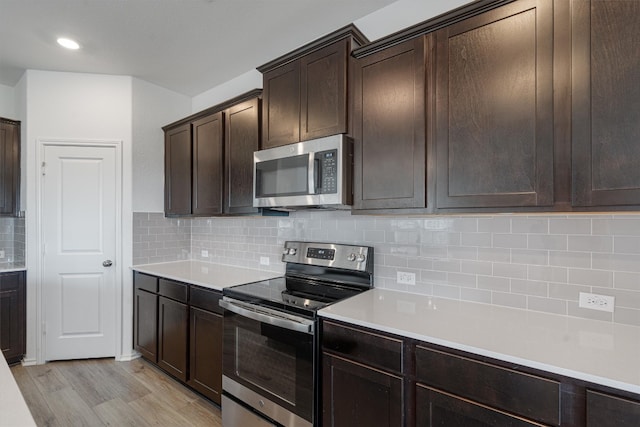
[0,0,398,96]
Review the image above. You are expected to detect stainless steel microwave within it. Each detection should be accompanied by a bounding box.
[253,134,352,209]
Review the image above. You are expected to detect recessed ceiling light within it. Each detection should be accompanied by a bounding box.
[57,37,80,50]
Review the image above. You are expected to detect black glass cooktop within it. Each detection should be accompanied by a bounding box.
[223,275,364,317]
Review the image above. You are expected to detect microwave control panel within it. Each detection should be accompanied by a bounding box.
[317,150,338,194]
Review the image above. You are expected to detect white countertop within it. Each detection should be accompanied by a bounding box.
[0,357,36,427]
[131,260,281,291]
[319,288,640,395]
[0,264,26,273]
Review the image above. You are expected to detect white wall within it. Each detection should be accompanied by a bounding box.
[132,78,190,212]
[0,83,16,119]
[354,0,473,41]
[23,70,134,363]
[191,69,263,113]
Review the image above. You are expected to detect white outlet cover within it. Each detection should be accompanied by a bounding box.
[397,271,416,285]
[260,256,270,266]
[201,249,209,258]
[0,250,4,259]
[578,292,615,313]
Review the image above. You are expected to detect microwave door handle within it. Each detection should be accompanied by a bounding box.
[308,152,316,194]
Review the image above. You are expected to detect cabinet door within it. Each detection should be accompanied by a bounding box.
[416,385,543,427]
[0,271,25,364]
[164,123,192,215]
[352,36,427,210]
[300,39,348,141]
[133,288,158,362]
[262,61,301,148]
[158,296,188,381]
[225,97,260,214]
[435,0,554,209]
[0,120,20,216]
[322,353,403,427]
[586,390,640,427]
[188,307,223,404]
[192,112,224,216]
[572,0,640,207]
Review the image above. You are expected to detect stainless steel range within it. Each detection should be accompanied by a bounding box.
[220,241,374,427]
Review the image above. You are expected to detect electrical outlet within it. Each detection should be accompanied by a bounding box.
[397,271,416,285]
[0,250,4,259]
[579,292,615,313]
[260,256,270,266]
[201,249,209,258]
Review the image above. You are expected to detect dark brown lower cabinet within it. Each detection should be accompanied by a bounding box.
[133,287,158,362]
[188,306,223,404]
[416,386,541,427]
[133,271,224,405]
[322,354,403,427]
[158,296,188,382]
[0,271,25,364]
[586,390,640,427]
[322,319,640,427]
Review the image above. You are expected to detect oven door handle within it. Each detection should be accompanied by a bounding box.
[219,298,315,335]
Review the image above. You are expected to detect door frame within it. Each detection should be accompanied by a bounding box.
[34,139,128,364]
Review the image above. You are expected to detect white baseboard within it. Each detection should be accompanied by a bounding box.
[116,352,141,362]
[21,358,37,366]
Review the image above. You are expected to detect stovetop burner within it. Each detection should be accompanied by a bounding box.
[223,241,374,317]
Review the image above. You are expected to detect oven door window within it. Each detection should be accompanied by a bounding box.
[224,311,314,421]
[255,154,310,198]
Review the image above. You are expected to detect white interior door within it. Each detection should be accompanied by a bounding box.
[42,143,118,361]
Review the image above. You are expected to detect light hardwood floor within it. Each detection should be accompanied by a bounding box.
[10,358,222,427]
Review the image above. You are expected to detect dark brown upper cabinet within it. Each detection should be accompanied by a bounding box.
[192,112,224,216]
[164,123,192,216]
[572,0,640,207]
[224,96,261,215]
[0,118,20,217]
[164,90,262,217]
[435,0,554,210]
[258,25,368,149]
[352,36,430,211]
[164,112,223,216]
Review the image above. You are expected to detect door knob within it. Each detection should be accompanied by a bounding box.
[103,260,113,267]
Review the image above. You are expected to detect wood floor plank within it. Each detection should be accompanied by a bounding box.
[11,358,222,427]
[93,397,152,427]
[45,386,105,427]
[10,364,57,427]
[117,359,201,411]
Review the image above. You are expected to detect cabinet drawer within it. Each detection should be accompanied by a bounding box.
[134,272,158,293]
[190,286,223,315]
[415,345,560,426]
[159,279,188,303]
[587,390,640,426]
[322,321,403,375]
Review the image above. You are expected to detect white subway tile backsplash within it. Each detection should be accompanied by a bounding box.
[568,268,613,287]
[613,236,640,254]
[593,218,640,236]
[132,211,640,326]
[493,233,528,249]
[492,292,527,309]
[511,217,548,234]
[493,263,527,279]
[528,234,567,251]
[511,279,548,297]
[549,218,591,235]
[568,235,613,253]
[614,271,640,291]
[613,307,640,327]
[527,265,567,283]
[549,251,591,268]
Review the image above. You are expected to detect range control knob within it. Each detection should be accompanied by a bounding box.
[288,248,297,256]
[356,254,366,263]
[282,249,290,255]
[347,253,356,262]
